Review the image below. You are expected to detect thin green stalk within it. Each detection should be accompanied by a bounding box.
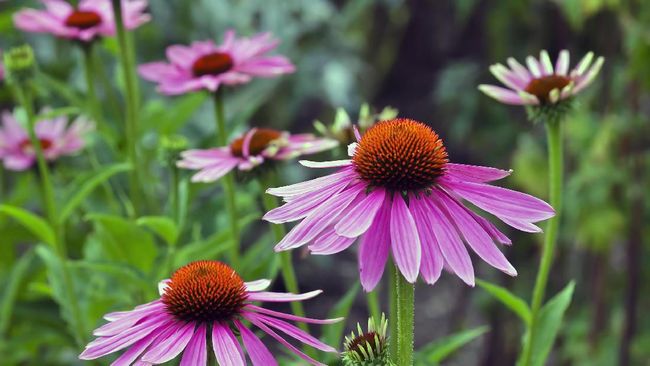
[164,165,182,275]
[111,0,142,216]
[213,90,240,267]
[15,85,86,347]
[522,119,563,366]
[391,265,415,366]
[366,288,381,324]
[388,263,398,361]
[259,173,309,330]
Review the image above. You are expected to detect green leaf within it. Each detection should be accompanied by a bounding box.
[59,163,132,223]
[69,260,150,291]
[136,216,179,246]
[519,281,575,366]
[322,283,359,350]
[0,250,35,336]
[0,205,56,247]
[477,278,531,325]
[85,214,157,273]
[140,93,208,135]
[416,326,490,365]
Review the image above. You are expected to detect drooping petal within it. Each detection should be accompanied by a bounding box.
[244,305,342,324]
[141,322,195,363]
[335,188,386,238]
[358,196,391,292]
[478,85,529,105]
[409,195,444,285]
[247,290,322,303]
[443,163,511,183]
[308,228,356,255]
[266,167,356,199]
[180,324,207,366]
[253,314,337,352]
[389,194,421,283]
[235,320,277,366]
[212,322,245,366]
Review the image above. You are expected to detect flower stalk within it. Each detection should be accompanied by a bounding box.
[391,264,415,366]
[521,118,563,366]
[212,89,240,267]
[111,0,142,216]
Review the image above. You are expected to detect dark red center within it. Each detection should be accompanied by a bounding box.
[229,128,283,157]
[162,261,247,323]
[525,75,571,103]
[20,138,53,151]
[346,331,383,354]
[353,119,449,191]
[191,52,234,77]
[64,10,102,30]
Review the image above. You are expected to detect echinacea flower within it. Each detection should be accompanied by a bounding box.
[80,260,340,365]
[138,30,295,95]
[479,50,604,106]
[264,119,555,291]
[0,111,94,171]
[342,314,393,366]
[14,0,150,43]
[177,127,338,183]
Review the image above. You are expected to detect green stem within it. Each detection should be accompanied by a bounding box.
[388,263,398,361]
[164,165,181,275]
[15,85,86,347]
[366,288,381,324]
[522,119,563,366]
[259,173,309,328]
[390,264,415,366]
[111,0,142,216]
[213,90,240,267]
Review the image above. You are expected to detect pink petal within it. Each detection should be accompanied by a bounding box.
[235,320,277,366]
[212,322,245,366]
[247,290,322,303]
[245,279,271,292]
[141,322,195,363]
[358,198,391,291]
[335,188,386,238]
[253,314,337,352]
[389,194,421,283]
[478,85,530,105]
[266,167,356,199]
[409,195,444,285]
[443,163,511,183]
[555,50,570,76]
[180,324,207,366]
[308,228,356,255]
[244,305,342,325]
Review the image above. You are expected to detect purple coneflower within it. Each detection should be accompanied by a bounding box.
[479,50,604,105]
[80,260,340,365]
[264,119,555,291]
[177,127,338,183]
[138,30,295,95]
[13,0,150,43]
[0,111,94,171]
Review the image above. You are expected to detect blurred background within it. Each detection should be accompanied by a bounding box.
[1,0,649,365]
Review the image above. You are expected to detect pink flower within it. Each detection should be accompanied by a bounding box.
[80,261,340,366]
[263,119,555,291]
[13,0,150,43]
[479,50,604,105]
[177,128,338,183]
[0,110,94,171]
[138,30,295,95]
[0,49,4,82]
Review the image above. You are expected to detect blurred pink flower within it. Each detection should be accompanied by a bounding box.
[479,50,604,105]
[0,49,4,82]
[13,0,150,42]
[263,119,555,291]
[80,260,340,366]
[178,128,337,183]
[138,30,295,95]
[0,111,94,171]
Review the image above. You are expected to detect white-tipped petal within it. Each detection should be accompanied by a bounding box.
[555,50,570,76]
[548,88,560,104]
[573,51,594,76]
[526,56,542,78]
[540,50,554,75]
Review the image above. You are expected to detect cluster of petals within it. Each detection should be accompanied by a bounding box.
[80,275,339,365]
[479,50,604,105]
[14,0,150,42]
[139,30,295,95]
[177,128,338,183]
[0,111,94,171]
[264,122,555,291]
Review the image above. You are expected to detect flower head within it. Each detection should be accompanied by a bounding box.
[342,314,393,366]
[80,260,340,366]
[263,118,555,291]
[177,127,338,183]
[0,110,94,171]
[479,50,604,106]
[2,45,36,84]
[138,30,295,95]
[14,0,150,43]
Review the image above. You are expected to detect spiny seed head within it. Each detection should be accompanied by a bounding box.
[65,10,102,29]
[191,52,234,77]
[352,118,448,192]
[343,314,393,366]
[525,75,571,104]
[229,128,283,157]
[162,261,247,323]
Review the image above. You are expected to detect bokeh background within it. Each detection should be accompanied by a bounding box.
[1,0,649,365]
